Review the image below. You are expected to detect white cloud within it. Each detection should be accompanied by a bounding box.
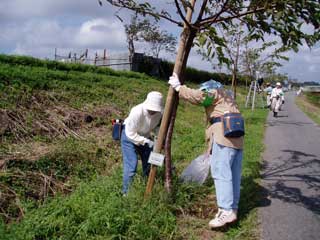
[279,46,320,82]
[308,65,317,73]
[1,18,127,59]
[8,20,76,57]
[0,0,112,22]
[75,18,126,50]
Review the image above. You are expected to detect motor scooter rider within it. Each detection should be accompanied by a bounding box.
[271,82,284,117]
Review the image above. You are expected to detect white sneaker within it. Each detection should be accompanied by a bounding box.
[215,208,223,218]
[209,209,237,228]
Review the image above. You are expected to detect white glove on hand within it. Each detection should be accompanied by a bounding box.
[168,72,181,91]
[144,139,154,148]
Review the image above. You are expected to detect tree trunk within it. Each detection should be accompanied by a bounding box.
[164,95,178,193]
[145,0,197,197]
[128,35,135,69]
[232,32,240,99]
[165,27,196,193]
[232,70,237,99]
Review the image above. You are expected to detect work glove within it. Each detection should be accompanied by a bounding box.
[144,139,154,148]
[168,72,181,91]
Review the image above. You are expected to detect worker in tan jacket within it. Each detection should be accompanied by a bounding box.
[169,73,244,229]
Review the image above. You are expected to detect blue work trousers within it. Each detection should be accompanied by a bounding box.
[211,142,243,210]
[121,127,151,194]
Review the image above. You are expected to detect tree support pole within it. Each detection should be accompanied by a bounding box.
[145,0,197,198]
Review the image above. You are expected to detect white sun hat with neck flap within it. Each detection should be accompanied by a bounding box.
[143,91,163,112]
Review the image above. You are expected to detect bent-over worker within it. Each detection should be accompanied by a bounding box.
[121,91,163,194]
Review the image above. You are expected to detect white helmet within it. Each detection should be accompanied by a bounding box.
[143,91,163,112]
[276,82,281,86]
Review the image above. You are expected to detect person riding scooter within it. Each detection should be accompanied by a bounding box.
[270,82,284,117]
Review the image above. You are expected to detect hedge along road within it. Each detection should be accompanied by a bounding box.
[259,91,320,240]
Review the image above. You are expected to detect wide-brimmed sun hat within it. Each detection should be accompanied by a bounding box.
[143,91,163,112]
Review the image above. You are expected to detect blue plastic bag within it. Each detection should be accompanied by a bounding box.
[199,80,223,92]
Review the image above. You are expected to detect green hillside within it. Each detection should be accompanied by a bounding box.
[0,55,268,239]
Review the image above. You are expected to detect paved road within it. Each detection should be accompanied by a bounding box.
[259,92,320,240]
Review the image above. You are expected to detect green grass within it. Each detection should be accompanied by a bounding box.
[305,92,320,106]
[296,92,320,125]
[0,55,268,239]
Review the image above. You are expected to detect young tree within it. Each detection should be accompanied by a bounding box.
[101,0,320,194]
[143,27,177,58]
[197,22,246,99]
[241,41,289,86]
[123,14,177,60]
[124,14,152,60]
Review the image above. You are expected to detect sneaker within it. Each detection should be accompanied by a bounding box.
[215,208,222,218]
[209,209,237,228]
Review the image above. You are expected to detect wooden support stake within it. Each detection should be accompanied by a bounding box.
[145,0,196,198]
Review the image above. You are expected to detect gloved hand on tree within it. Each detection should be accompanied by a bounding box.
[168,72,181,91]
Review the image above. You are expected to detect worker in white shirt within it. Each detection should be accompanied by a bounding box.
[271,82,284,117]
[121,91,163,194]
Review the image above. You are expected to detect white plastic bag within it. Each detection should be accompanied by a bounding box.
[180,154,211,184]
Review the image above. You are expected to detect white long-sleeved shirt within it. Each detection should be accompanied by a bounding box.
[124,103,162,145]
[271,88,284,99]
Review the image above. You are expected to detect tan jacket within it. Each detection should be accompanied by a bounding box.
[179,85,244,151]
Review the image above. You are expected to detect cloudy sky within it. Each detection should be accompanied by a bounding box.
[1,0,319,83]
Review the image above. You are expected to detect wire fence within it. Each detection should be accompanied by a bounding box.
[54,49,132,71]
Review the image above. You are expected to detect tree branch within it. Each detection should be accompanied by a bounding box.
[199,0,230,28]
[106,1,184,27]
[174,0,196,30]
[200,6,266,26]
[195,0,208,23]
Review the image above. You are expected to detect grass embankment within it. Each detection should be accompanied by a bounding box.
[0,55,268,239]
[296,92,320,125]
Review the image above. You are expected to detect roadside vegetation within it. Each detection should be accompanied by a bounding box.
[296,92,320,125]
[0,55,268,239]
